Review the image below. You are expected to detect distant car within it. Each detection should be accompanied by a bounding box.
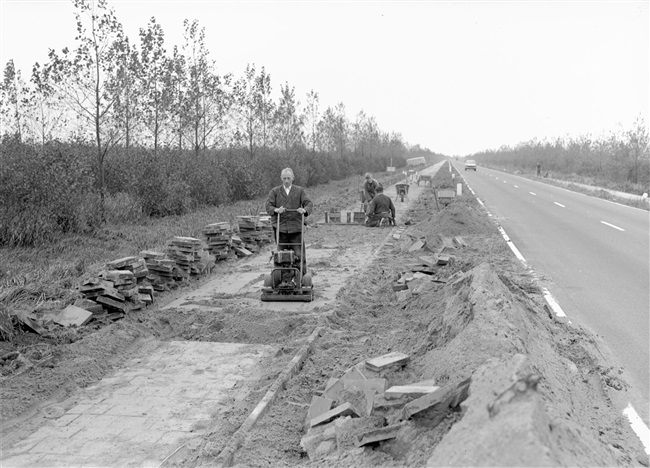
[464,160,477,171]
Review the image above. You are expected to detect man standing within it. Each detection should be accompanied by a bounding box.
[365,185,396,227]
[265,168,313,273]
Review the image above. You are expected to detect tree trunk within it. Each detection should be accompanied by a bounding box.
[95,54,106,224]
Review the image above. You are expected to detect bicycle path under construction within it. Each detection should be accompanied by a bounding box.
[1,163,445,468]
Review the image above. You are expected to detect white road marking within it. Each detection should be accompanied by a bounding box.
[554,202,565,208]
[503,180,507,183]
[542,288,568,319]
[601,221,625,231]
[497,225,528,265]
[514,185,519,188]
[529,192,536,196]
[467,173,650,453]
[623,403,650,455]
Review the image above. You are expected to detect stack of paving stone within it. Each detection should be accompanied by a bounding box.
[166,236,215,278]
[76,255,156,317]
[106,256,149,282]
[256,215,274,245]
[78,279,115,315]
[236,216,261,253]
[101,269,144,311]
[141,250,178,291]
[230,234,251,257]
[236,215,275,253]
[202,222,233,261]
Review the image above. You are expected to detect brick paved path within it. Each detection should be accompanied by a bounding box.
[2,341,274,467]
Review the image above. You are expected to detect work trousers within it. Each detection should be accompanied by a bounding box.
[365,212,395,227]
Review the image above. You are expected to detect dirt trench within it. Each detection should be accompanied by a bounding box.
[1,163,647,467]
[209,179,647,467]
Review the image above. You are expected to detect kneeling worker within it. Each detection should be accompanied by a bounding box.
[365,185,396,227]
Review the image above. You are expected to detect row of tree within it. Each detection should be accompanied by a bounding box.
[0,0,441,246]
[1,0,416,163]
[470,117,650,195]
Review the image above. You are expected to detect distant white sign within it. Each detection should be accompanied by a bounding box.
[387,166,395,172]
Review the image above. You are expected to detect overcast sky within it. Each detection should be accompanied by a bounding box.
[1,0,648,155]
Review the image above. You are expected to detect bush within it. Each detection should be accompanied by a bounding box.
[181,152,231,207]
[0,138,100,246]
[105,192,144,224]
[137,173,192,217]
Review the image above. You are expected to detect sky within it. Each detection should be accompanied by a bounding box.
[1,0,648,156]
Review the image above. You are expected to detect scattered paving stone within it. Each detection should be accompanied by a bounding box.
[453,236,467,247]
[310,402,360,428]
[324,378,387,417]
[418,255,439,267]
[373,397,409,413]
[355,424,402,447]
[336,416,385,451]
[324,377,338,391]
[408,239,426,252]
[73,298,104,314]
[402,378,471,421]
[341,366,367,381]
[385,385,440,400]
[43,305,93,327]
[96,296,131,313]
[234,246,253,257]
[307,395,334,423]
[365,352,410,372]
[300,420,338,461]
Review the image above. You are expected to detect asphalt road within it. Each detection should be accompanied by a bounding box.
[457,164,649,422]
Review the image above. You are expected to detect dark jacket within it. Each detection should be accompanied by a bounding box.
[363,178,381,200]
[265,185,313,233]
[366,193,395,219]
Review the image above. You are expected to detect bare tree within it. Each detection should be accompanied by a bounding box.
[43,0,125,221]
[0,60,27,141]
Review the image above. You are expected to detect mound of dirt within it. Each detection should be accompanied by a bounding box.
[223,167,647,467]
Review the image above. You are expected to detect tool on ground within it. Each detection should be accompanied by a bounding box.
[261,210,313,302]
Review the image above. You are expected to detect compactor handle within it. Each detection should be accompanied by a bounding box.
[274,209,306,243]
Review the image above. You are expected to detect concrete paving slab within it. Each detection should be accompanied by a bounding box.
[1,340,275,468]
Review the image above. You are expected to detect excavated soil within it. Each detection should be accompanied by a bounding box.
[1,164,648,467]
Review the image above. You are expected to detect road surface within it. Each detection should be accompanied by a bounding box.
[458,164,649,423]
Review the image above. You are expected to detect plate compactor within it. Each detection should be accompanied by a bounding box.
[261,210,313,302]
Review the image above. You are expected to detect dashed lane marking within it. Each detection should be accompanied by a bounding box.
[529,192,537,196]
[554,202,565,208]
[601,221,625,231]
[461,175,650,454]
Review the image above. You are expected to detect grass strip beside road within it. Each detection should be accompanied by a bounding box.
[0,173,395,313]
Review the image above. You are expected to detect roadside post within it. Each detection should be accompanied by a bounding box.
[387,165,395,185]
